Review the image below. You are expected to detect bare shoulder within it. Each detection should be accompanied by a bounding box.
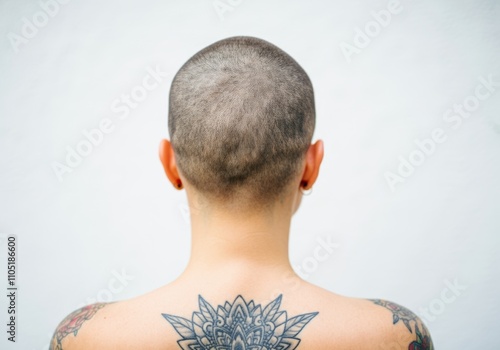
[49,302,110,350]
[49,293,174,350]
[309,291,435,349]
[362,298,435,350]
[278,283,434,349]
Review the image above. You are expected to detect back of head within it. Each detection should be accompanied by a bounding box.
[168,36,315,209]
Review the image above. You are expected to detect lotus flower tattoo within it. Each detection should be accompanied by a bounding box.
[162,294,318,350]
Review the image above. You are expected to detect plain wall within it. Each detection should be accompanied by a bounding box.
[0,0,499,349]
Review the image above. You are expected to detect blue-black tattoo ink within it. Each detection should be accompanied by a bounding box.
[162,294,318,350]
[370,299,434,350]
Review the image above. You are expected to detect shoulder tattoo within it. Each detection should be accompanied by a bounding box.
[370,299,434,350]
[49,303,108,350]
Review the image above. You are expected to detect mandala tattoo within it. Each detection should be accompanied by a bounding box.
[49,303,107,350]
[162,295,318,350]
[370,299,434,350]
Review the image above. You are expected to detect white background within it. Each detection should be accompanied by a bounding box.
[1,0,499,349]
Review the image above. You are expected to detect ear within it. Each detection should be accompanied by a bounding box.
[300,139,324,190]
[159,139,183,189]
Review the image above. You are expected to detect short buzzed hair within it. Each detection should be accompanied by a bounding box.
[168,36,315,207]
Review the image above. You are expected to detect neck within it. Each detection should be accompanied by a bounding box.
[180,194,296,280]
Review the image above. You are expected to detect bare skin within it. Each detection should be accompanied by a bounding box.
[50,139,433,350]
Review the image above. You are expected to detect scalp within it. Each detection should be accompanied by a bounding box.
[168,36,316,208]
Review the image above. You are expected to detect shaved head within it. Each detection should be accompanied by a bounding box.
[168,36,315,208]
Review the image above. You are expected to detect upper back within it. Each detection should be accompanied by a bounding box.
[50,277,433,349]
